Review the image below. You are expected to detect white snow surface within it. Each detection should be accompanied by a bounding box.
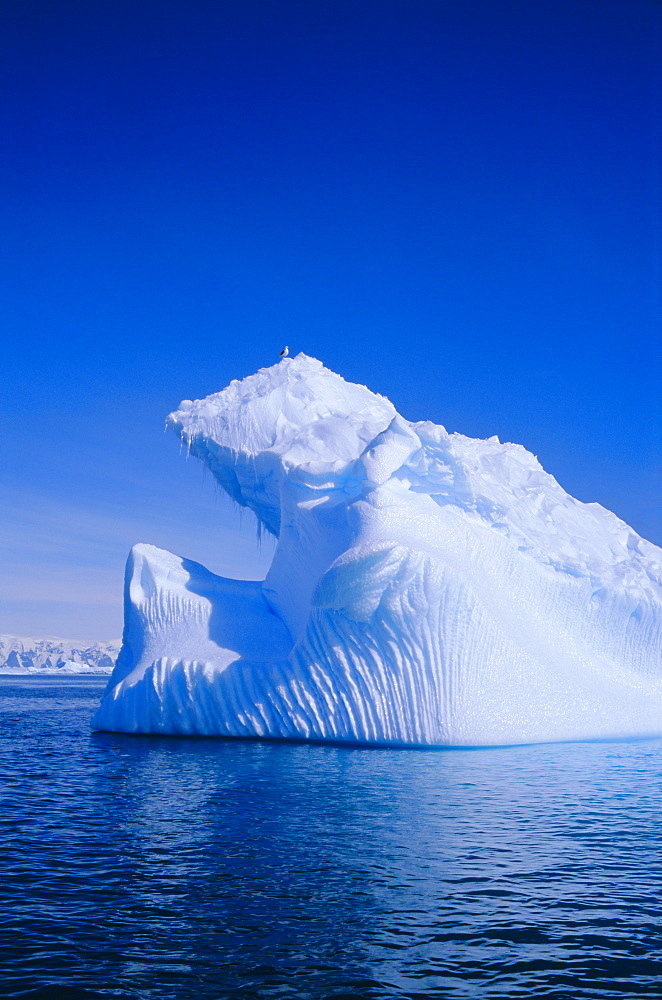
[92,355,662,745]
[1,635,119,673]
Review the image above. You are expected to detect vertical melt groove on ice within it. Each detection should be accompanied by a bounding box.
[92,354,662,745]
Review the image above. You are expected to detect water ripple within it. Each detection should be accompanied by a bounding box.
[1,676,661,999]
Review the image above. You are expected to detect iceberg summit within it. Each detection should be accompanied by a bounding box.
[92,355,662,745]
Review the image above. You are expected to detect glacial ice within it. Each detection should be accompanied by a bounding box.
[92,355,662,745]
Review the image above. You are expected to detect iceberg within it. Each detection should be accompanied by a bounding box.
[92,355,662,745]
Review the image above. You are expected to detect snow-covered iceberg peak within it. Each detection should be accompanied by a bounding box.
[167,354,399,535]
[92,355,662,745]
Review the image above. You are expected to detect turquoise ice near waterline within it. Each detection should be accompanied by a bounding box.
[92,356,662,745]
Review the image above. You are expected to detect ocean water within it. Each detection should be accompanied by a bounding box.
[0,676,660,1000]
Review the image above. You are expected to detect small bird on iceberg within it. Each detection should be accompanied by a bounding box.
[279,346,289,358]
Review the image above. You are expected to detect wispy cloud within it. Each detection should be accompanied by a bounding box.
[0,484,275,639]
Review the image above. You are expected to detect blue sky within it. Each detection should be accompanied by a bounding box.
[1,0,660,640]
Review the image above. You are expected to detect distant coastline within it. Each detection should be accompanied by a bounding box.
[0,634,119,674]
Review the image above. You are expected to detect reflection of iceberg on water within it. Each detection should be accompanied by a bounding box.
[92,355,662,745]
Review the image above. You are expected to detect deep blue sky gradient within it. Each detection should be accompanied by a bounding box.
[1,0,660,638]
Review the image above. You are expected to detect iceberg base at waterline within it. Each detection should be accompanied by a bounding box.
[92,355,662,746]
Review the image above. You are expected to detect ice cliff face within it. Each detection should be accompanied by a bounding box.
[92,355,662,745]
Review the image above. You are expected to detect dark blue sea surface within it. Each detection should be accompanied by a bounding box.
[0,676,660,1000]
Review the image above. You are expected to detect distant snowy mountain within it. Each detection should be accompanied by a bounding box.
[0,635,120,673]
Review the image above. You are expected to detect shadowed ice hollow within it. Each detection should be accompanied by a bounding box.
[92,355,662,745]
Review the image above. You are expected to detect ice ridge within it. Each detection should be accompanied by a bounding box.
[92,354,662,745]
